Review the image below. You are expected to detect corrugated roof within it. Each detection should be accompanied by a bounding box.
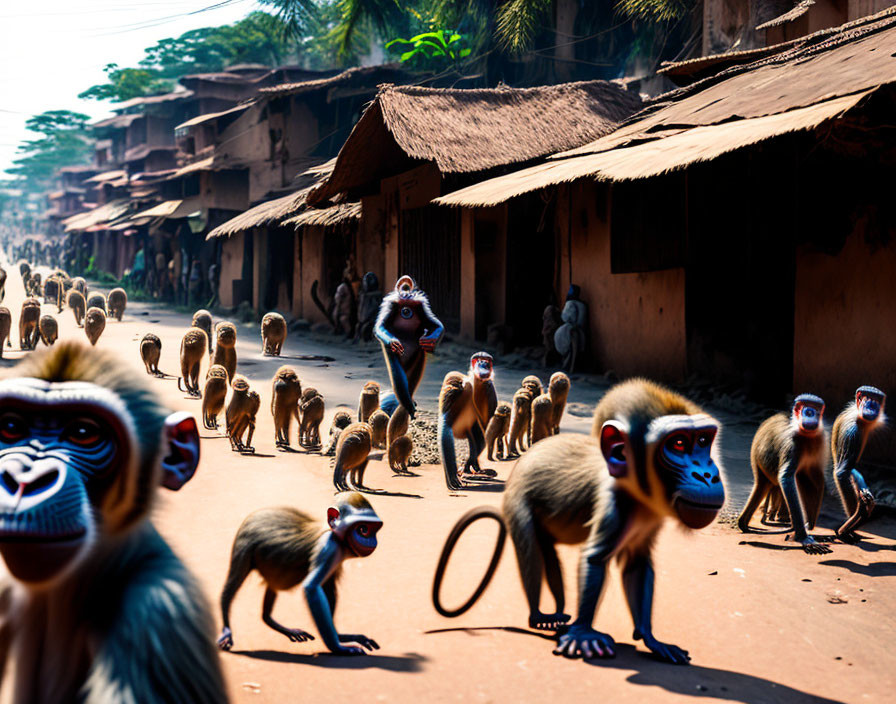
[132,198,203,220]
[114,89,194,110]
[85,169,127,184]
[92,113,143,130]
[62,199,131,232]
[123,144,178,163]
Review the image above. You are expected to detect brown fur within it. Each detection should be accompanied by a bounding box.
[299,389,325,449]
[192,310,213,355]
[521,375,543,399]
[67,289,86,327]
[226,375,260,452]
[140,333,162,376]
[71,276,86,296]
[179,328,207,397]
[358,380,380,423]
[486,402,512,461]
[84,307,106,347]
[38,315,58,346]
[211,322,237,383]
[548,371,570,434]
[333,423,373,491]
[19,298,41,350]
[261,312,287,356]
[368,409,389,450]
[107,288,127,321]
[388,435,413,474]
[322,409,354,456]
[0,307,11,357]
[529,393,554,445]
[202,365,229,431]
[387,405,410,447]
[271,366,302,447]
[506,388,533,457]
[86,293,106,314]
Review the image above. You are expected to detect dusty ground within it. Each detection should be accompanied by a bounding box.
[3,258,895,704]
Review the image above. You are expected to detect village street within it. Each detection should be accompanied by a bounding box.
[0,258,891,704]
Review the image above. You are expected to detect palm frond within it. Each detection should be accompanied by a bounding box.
[494,0,552,53]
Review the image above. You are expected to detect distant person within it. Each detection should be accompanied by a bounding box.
[553,285,587,373]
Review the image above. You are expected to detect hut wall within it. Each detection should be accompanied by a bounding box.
[251,228,268,312]
[467,206,508,341]
[559,181,686,380]
[301,226,328,325]
[218,233,243,309]
[357,197,385,286]
[460,209,475,339]
[291,231,303,319]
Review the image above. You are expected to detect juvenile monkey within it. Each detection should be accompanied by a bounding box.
[388,434,413,475]
[358,380,380,423]
[202,365,229,430]
[332,423,374,492]
[192,309,213,355]
[737,394,829,554]
[529,393,554,445]
[226,375,260,452]
[212,321,237,383]
[84,306,106,346]
[548,371,570,434]
[178,328,208,398]
[107,287,127,320]
[831,386,886,541]
[140,332,162,376]
[67,288,86,327]
[433,379,725,664]
[19,297,41,350]
[506,388,533,458]
[217,492,381,655]
[485,402,512,461]
[272,365,302,448]
[261,311,287,356]
[86,292,106,314]
[299,388,325,449]
[38,314,58,346]
[323,410,354,456]
[368,409,389,450]
[0,306,10,357]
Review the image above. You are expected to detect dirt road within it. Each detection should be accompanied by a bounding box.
[4,259,894,704]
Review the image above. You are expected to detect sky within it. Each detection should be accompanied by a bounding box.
[0,0,259,175]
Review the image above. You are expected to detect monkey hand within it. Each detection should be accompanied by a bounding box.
[389,339,404,356]
[553,624,616,659]
[334,634,380,655]
[637,632,691,665]
[800,536,832,555]
[217,627,233,651]
[419,336,437,353]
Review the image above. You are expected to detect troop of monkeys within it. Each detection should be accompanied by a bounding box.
[0,266,887,701]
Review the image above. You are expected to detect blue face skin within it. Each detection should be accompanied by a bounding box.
[472,357,492,381]
[659,427,724,528]
[796,403,822,432]
[859,395,882,422]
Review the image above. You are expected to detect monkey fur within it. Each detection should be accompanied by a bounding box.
[202,364,229,430]
[192,309,213,355]
[217,492,381,656]
[332,423,374,492]
[226,375,260,452]
[388,434,413,475]
[211,321,237,383]
[86,292,106,314]
[261,312,287,356]
[368,409,389,450]
[71,276,87,296]
[299,388,325,450]
[485,402,511,461]
[322,409,354,456]
[19,297,41,350]
[506,388,533,458]
[0,307,10,357]
[529,393,554,445]
[548,371,570,435]
[84,306,106,347]
[107,287,127,321]
[358,380,380,423]
[140,333,162,376]
[178,327,208,397]
[433,379,725,665]
[38,315,58,346]
[272,365,302,448]
[67,289,86,327]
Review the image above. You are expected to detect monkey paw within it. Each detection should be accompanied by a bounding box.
[217,627,233,651]
[529,612,571,630]
[553,625,615,659]
[801,537,832,554]
[836,531,861,544]
[859,489,876,513]
[281,628,315,643]
[337,634,379,653]
[640,635,690,665]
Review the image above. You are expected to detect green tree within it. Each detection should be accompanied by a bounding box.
[5,111,93,194]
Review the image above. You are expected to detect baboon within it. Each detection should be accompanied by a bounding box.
[272,365,302,448]
[226,375,260,452]
[19,297,41,350]
[299,388,325,449]
[140,332,162,376]
[71,276,87,296]
[38,314,58,346]
[178,328,208,397]
[506,388,533,458]
[211,321,237,383]
[84,307,106,346]
[67,288,86,327]
[322,409,354,456]
[387,404,410,447]
[530,393,554,445]
[737,394,829,554]
[388,434,413,475]
[432,379,725,664]
[107,287,127,320]
[0,342,224,701]
[332,423,374,492]
[486,402,512,461]
[358,381,381,423]
[368,409,389,450]
[217,492,381,655]
[548,371,570,434]
[44,275,63,312]
[192,309,213,355]
[86,292,106,314]
[202,365,229,430]
[521,375,543,399]
[0,306,11,356]
[261,311,287,356]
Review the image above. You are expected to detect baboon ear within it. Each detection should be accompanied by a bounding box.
[161,412,200,491]
[327,506,340,527]
[600,421,629,478]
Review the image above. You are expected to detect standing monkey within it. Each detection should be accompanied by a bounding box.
[38,314,58,346]
[0,306,10,357]
[548,371,570,434]
[202,365,229,430]
[226,375,260,452]
[831,386,886,541]
[0,342,224,701]
[178,328,208,397]
[485,402,512,461]
[71,276,87,296]
[217,492,381,655]
[737,394,829,554]
[374,275,444,419]
[432,379,725,664]
[272,365,302,448]
[107,287,127,320]
[386,405,412,474]
[506,388,533,458]
[368,409,389,450]
[358,380,380,423]
[332,423,375,492]
[19,297,40,350]
[192,309,213,355]
[67,288,86,327]
[140,332,162,376]
[212,321,237,383]
[529,393,554,445]
[323,410,354,456]
[299,388,325,449]
[86,292,106,314]
[261,311,288,356]
[84,307,106,346]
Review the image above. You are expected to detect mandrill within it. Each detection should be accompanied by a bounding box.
[433,379,725,664]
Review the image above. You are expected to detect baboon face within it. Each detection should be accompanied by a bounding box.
[470,353,493,382]
[856,386,885,422]
[792,395,824,435]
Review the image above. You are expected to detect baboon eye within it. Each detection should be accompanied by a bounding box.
[668,434,687,453]
[357,524,369,536]
[64,419,104,447]
[0,414,26,443]
[696,433,711,448]
[400,306,413,319]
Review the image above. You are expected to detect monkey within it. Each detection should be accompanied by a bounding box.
[736,394,829,554]
[19,297,41,350]
[18,260,29,282]
[521,375,543,400]
[0,341,225,702]
[217,492,381,656]
[358,380,380,423]
[211,321,237,383]
[84,306,106,346]
[202,365,229,431]
[332,423,375,492]
[432,378,725,664]
[506,388,533,458]
[261,311,287,356]
[86,292,106,314]
[299,387,325,449]
[272,365,302,448]
[323,409,354,456]
[485,402,512,461]
[368,409,389,450]
[178,328,208,398]
[226,375,261,452]
[192,309,214,355]
[529,393,554,445]
[67,288,86,327]
[388,434,413,475]
[0,306,10,357]
[374,275,444,419]
[386,404,410,448]
[548,371,570,435]
[0,265,5,303]
[71,275,87,296]
[831,386,886,541]
[42,275,59,307]
[38,314,58,346]
[107,287,127,321]
[140,332,162,376]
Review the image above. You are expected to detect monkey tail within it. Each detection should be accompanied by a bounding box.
[432,506,507,618]
[177,377,186,392]
[310,280,336,330]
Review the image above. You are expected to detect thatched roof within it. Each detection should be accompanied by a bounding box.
[756,1,815,30]
[258,64,412,97]
[309,80,641,205]
[436,7,896,208]
[283,201,361,228]
[62,199,132,232]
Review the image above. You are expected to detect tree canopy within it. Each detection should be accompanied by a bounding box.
[5,111,93,194]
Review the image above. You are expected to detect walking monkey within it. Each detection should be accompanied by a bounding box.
[548,371,570,434]
[226,376,261,452]
[84,306,106,346]
[140,332,162,376]
[202,364,229,430]
[272,365,302,448]
[212,322,237,383]
[262,312,287,356]
[358,380,380,422]
[178,328,207,397]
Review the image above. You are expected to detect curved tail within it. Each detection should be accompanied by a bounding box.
[432,506,507,618]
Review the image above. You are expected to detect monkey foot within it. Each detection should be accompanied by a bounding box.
[553,625,616,659]
[529,612,571,630]
[463,468,497,478]
[279,628,315,643]
[240,446,256,454]
[640,635,691,665]
[798,537,832,554]
[835,530,862,544]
